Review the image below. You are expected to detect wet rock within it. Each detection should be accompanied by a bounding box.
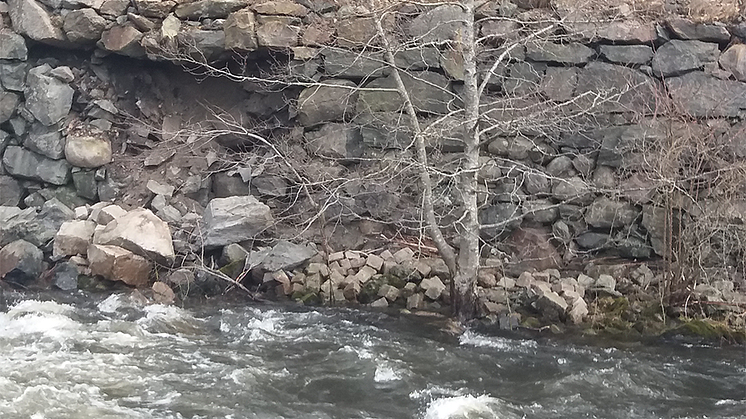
[651,40,719,77]
[88,243,152,287]
[8,0,66,46]
[2,146,71,185]
[63,8,107,44]
[94,208,175,264]
[599,45,653,65]
[52,261,80,291]
[64,135,112,168]
[25,65,74,126]
[0,239,43,285]
[297,80,357,127]
[202,196,274,248]
[53,219,95,258]
[0,30,27,60]
[525,41,594,64]
[584,197,640,229]
[246,240,316,272]
[152,281,175,304]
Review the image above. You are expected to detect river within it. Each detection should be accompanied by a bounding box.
[0,291,743,419]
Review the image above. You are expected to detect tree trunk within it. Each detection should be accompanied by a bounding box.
[452,0,480,320]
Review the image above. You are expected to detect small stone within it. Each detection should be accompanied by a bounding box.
[355,265,377,284]
[365,253,384,271]
[96,204,127,225]
[146,179,175,198]
[516,271,534,288]
[420,275,446,300]
[74,206,89,220]
[379,249,394,261]
[378,284,400,302]
[370,297,388,308]
[328,251,344,262]
[152,281,175,304]
[595,274,616,291]
[393,247,415,263]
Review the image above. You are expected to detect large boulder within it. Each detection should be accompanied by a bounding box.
[25,198,75,248]
[246,240,316,272]
[64,135,112,168]
[94,208,175,264]
[63,8,107,44]
[666,18,730,42]
[100,24,145,57]
[0,239,43,286]
[651,40,719,77]
[25,65,74,126]
[297,80,357,126]
[0,30,28,60]
[202,196,274,248]
[322,50,385,79]
[574,62,659,114]
[88,243,152,287]
[53,220,96,258]
[2,146,71,185]
[667,72,746,117]
[599,45,653,65]
[7,0,66,46]
[255,15,299,47]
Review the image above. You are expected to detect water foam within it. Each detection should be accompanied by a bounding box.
[423,395,509,419]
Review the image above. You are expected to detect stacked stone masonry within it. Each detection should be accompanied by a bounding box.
[1,0,746,322]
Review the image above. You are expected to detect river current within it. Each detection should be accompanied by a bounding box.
[0,292,743,419]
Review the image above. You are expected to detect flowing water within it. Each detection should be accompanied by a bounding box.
[0,291,743,419]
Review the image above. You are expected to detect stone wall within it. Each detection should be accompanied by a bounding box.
[1,0,746,280]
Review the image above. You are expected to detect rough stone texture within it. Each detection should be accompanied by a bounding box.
[569,20,657,43]
[297,80,357,126]
[336,14,375,48]
[584,197,640,229]
[25,65,74,126]
[719,44,746,82]
[88,243,152,287]
[541,67,577,102]
[202,196,274,248]
[0,239,43,285]
[304,123,364,161]
[358,71,453,114]
[599,45,653,65]
[24,123,64,160]
[322,50,385,78]
[0,91,19,124]
[0,176,22,206]
[525,41,594,64]
[52,261,80,291]
[8,0,66,46]
[135,0,175,18]
[65,135,113,168]
[224,8,257,51]
[94,208,175,263]
[63,7,107,43]
[247,240,316,272]
[0,30,28,60]
[175,0,249,19]
[420,275,446,300]
[667,72,746,117]
[666,18,731,42]
[574,62,658,114]
[255,15,299,47]
[100,24,145,57]
[53,219,96,257]
[651,40,719,77]
[2,146,71,185]
[479,203,521,240]
[0,62,28,91]
[407,4,467,45]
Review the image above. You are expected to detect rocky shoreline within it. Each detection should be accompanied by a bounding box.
[1,199,743,344]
